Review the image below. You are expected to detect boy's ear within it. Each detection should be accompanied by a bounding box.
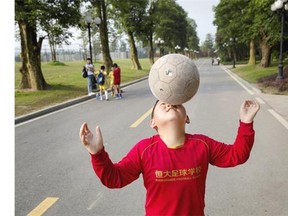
[150,119,157,129]
[186,115,190,124]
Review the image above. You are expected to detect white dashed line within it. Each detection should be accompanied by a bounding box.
[87,192,104,210]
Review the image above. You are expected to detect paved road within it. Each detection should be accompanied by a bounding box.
[15,58,288,216]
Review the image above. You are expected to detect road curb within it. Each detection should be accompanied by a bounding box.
[15,76,148,125]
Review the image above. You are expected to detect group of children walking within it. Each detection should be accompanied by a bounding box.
[85,58,122,101]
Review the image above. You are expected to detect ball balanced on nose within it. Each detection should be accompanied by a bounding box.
[148,54,200,105]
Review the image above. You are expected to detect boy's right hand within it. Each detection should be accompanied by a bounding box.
[79,123,104,155]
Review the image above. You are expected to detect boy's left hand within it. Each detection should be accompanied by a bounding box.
[239,100,260,123]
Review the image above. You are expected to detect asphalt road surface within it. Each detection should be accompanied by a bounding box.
[15,58,288,216]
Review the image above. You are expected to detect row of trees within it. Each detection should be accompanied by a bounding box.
[15,0,288,91]
[15,0,200,91]
[213,0,288,68]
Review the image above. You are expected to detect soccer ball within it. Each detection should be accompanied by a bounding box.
[148,54,200,105]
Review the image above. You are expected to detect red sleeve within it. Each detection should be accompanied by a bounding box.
[207,121,255,167]
[90,144,142,188]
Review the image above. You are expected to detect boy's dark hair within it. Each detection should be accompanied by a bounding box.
[87,58,91,60]
[151,100,159,119]
[100,65,105,70]
[113,63,118,67]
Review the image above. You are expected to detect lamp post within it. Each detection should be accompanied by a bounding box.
[230,37,238,68]
[85,12,93,63]
[175,45,181,53]
[85,11,101,64]
[194,50,199,59]
[271,0,288,80]
[155,37,164,57]
[190,49,194,59]
[184,47,189,57]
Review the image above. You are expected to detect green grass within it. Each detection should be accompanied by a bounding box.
[15,59,151,116]
[230,60,288,94]
[232,64,279,83]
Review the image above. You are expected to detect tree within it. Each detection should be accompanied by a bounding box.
[214,0,287,68]
[213,0,248,64]
[201,34,214,57]
[186,18,200,52]
[133,0,157,65]
[15,0,81,90]
[248,0,283,67]
[45,21,72,62]
[154,0,188,53]
[77,30,89,60]
[110,0,148,70]
[108,0,195,66]
[90,0,113,71]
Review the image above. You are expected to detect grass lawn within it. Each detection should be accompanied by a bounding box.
[15,59,151,117]
[230,60,288,95]
[232,63,279,83]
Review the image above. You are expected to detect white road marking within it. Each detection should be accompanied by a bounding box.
[87,192,104,210]
[15,100,92,127]
[222,67,288,130]
[255,97,265,104]
[268,109,288,130]
[223,67,254,95]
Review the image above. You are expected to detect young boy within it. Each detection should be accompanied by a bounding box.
[95,65,108,101]
[79,99,260,215]
[112,63,122,99]
[107,69,114,97]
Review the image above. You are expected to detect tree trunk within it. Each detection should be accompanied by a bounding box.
[19,31,31,89]
[127,30,142,70]
[18,20,49,90]
[95,0,113,71]
[259,37,271,68]
[248,40,256,65]
[148,32,154,65]
[48,35,57,62]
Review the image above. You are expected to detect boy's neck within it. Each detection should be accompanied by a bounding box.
[158,127,186,148]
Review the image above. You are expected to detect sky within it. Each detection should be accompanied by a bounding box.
[176,0,220,44]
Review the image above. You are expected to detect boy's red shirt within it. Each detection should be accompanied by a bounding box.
[91,121,255,216]
[113,67,121,84]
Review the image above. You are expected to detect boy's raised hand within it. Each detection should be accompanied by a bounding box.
[239,100,260,123]
[79,123,104,155]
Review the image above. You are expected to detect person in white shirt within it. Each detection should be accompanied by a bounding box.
[85,58,96,96]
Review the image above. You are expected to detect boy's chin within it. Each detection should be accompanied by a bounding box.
[164,116,184,124]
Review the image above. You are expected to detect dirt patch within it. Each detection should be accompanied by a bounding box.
[257,66,288,95]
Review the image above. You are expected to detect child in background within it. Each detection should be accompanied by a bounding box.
[79,99,260,215]
[108,69,114,97]
[112,63,122,99]
[95,65,108,101]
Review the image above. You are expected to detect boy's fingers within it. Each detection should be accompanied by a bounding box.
[95,126,102,140]
[80,122,90,146]
[79,122,87,138]
[248,100,260,111]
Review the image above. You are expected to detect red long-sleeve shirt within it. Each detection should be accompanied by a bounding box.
[91,121,255,216]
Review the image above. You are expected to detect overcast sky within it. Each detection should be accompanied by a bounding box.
[176,0,220,44]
